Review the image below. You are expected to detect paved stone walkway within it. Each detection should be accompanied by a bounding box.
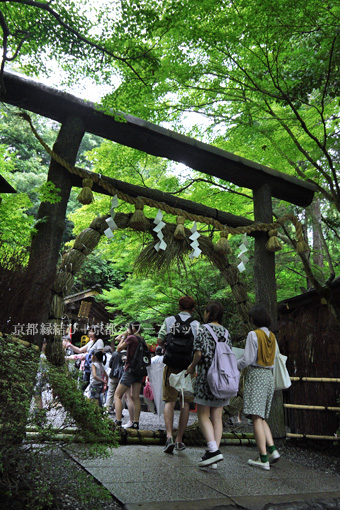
[66,440,340,510]
[35,392,340,509]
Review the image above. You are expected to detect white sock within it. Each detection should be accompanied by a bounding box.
[207,441,218,452]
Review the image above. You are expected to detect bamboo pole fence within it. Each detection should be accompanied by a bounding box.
[285,376,340,441]
[287,433,340,441]
[284,404,340,411]
[290,377,340,383]
[25,427,256,445]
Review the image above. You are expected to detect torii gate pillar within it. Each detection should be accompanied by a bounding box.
[253,183,286,440]
[253,183,277,330]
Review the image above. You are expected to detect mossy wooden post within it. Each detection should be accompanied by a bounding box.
[253,183,286,441]
[253,183,277,324]
[19,116,85,357]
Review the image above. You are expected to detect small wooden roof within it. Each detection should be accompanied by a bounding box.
[2,71,316,207]
[63,284,102,305]
[63,285,115,325]
[278,277,340,313]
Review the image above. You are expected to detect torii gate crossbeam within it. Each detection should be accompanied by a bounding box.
[2,72,315,207]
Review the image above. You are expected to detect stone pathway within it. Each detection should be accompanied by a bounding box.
[66,440,340,510]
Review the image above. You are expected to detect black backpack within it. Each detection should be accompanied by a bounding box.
[163,315,195,370]
[84,349,106,374]
[109,351,125,380]
[129,335,151,377]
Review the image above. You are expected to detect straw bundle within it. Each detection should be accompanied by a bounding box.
[53,271,74,295]
[214,230,231,256]
[266,229,282,252]
[296,238,310,254]
[77,178,94,205]
[294,221,310,254]
[73,228,101,255]
[129,197,150,231]
[89,216,108,232]
[50,293,64,319]
[173,216,186,240]
[135,224,191,274]
[61,249,86,274]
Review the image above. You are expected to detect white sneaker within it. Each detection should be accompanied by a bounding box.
[210,463,218,470]
[248,457,270,471]
[123,421,133,429]
[268,450,281,464]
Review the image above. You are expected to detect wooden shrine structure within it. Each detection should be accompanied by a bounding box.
[0,71,319,439]
[1,71,316,327]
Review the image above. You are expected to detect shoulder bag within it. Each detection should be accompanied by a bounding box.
[273,344,292,391]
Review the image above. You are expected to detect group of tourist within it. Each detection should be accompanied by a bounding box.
[156,296,280,471]
[63,295,281,472]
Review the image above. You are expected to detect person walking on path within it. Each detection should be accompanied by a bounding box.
[157,296,200,454]
[237,305,281,471]
[113,322,146,430]
[187,301,230,468]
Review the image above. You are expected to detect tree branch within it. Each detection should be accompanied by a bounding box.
[0,9,9,92]
[0,0,149,86]
[168,177,252,199]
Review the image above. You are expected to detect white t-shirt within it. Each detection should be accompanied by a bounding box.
[151,354,164,364]
[90,361,106,388]
[87,338,104,352]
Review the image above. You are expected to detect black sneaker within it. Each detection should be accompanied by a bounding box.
[114,420,122,427]
[163,437,175,454]
[175,442,186,451]
[198,449,223,467]
[131,422,139,430]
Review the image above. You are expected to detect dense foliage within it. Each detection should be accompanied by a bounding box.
[0,335,118,507]
[1,0,340,329]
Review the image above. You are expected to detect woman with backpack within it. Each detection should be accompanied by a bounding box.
[113,321,150,430]
[237,305,280,471]
[187,301,232,468]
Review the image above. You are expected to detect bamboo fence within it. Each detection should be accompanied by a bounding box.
[285,376,340,441]
[25,427,256,445]
[287,433,339,441]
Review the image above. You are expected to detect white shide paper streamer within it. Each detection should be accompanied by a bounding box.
[153,209,167,252]
[237,234,249,273]
[189,222,201,260]
[104,195,119,239]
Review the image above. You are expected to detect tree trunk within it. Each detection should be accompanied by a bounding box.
[19,116,85,349]
[311,199,323,268]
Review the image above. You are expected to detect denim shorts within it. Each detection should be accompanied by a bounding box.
[90,384,103,400]
[120,369,144,388]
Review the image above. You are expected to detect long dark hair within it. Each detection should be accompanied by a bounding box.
[205,302,224,324]
[128,321,141,336]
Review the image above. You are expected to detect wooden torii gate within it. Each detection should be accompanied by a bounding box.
[2,71,315,332]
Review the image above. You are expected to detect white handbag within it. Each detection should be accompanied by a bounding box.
[169,370,195,408]
[273,345,291,391]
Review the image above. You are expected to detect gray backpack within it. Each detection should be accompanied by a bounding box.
[205,324,240,400]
